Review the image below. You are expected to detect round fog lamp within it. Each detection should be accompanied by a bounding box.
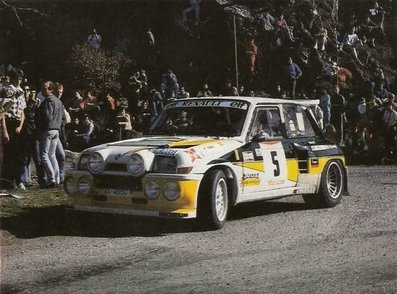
[163,182,180,201]
[77,177,91,195]
[144,181,160,199]
[64,177,75,194]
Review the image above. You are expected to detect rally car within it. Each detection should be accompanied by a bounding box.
[64,97,348,230]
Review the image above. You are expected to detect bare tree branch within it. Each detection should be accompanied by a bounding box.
[1,0,47,26]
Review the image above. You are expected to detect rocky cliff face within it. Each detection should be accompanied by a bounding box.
[1,0,395,95]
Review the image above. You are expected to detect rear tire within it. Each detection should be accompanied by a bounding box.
[197,170,229,230]
[303,160,345,208]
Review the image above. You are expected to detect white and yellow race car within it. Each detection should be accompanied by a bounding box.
[64,97,348,230]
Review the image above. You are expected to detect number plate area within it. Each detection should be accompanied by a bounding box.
[103,188,131,197]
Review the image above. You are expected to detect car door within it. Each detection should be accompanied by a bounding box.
[240,106,296,193]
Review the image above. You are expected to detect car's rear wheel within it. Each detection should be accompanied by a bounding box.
[198,170,229,230]
[303,160,345,207]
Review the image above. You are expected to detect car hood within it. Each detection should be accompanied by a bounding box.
[83,136,244,168]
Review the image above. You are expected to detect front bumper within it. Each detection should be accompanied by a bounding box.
[64,170,202,219]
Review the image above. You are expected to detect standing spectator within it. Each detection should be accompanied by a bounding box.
[360,16,381,48]
[182,0,202,27]
[0,88,15,180]
[53,82,69,184]
[382,101,397,157]
[104,90,119,129]
[160,69,179,102]
[116,108,134,140]
[273,84,288,98]
[87,29,102,51]
[247,39,258,73]
[319,88,331,129]
[76,114,94,149]
[144,28,155,63]
[69,90,84,116]
[275,14,295,45]
[220,79,235,96]
[375,82,389,104]
[285,57,302,100]
[148,89,164,121]
[197,83,213,97]
[36,81,64,188]
[20,85,39,187]
[331,86,348,144]
[146,28,155,48]
[125,74,142,116]
[336,65,353,88]
[66,117,81,151]
[372,65,389,91]
[176,86,190,99]
[2,70,26,189]
[83,89,99,119]
[342,28,363,65]
[313,25,328,51]
[369,1,386,30]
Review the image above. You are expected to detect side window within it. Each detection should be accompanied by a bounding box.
[283,105,315,138]
[249,107,282,139]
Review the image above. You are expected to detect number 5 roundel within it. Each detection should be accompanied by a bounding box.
[260,141,288,189]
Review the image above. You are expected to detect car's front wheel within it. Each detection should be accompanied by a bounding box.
[303,160,345,207]
[198,170,229,230]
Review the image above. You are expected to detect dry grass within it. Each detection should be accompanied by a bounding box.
[0,186,71,218]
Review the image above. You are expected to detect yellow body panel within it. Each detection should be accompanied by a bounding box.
[308,156,345,174]
[70,174,199,215]
[286,159,299,181]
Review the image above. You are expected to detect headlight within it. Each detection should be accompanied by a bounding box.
[144,181,160,199]
[163,182,180,201]
[88,152,105,173]
[152,156,177,173]
[77,154,90,170]
[77,177,91,195]
[64,177,76,194]
[127,154,145,176]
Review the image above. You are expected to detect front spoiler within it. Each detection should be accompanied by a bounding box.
[73,205,197,219]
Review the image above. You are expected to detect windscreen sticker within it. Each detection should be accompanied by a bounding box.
[165,100,248,110]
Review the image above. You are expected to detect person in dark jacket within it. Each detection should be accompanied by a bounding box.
[36,81,64,188]
[286,57,302,99]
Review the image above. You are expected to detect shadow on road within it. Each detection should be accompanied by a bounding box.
[1,199,312,238]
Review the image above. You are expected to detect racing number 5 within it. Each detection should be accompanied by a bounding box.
[270,151,280,177]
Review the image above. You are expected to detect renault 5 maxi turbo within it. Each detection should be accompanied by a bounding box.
[64,97,348,229]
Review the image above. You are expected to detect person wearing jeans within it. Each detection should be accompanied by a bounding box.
[36,81,64,188]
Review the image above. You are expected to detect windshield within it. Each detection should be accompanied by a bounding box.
[150,99,249,137]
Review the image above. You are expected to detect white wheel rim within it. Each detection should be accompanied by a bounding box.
[215,178,228,222]
[326,162,343,199]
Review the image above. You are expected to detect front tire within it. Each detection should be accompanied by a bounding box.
[198,170,229,230]
[303,160,345,207]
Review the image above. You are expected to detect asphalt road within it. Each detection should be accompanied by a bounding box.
[1,165,396,293]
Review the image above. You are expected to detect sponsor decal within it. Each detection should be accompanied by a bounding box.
[115,147,149,160]
[254,148,262,157]
[242,151,254,161]
[267,179,285,185]
[151,149,179,156]
[185,148,202,162]
[242,172,260,186]
[165,100,248,110]
[311,145,337,151]
[310,158,319,166]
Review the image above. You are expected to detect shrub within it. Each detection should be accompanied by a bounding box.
[69,44,130,95]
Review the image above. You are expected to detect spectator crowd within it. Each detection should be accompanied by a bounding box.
[0,0,396,190]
